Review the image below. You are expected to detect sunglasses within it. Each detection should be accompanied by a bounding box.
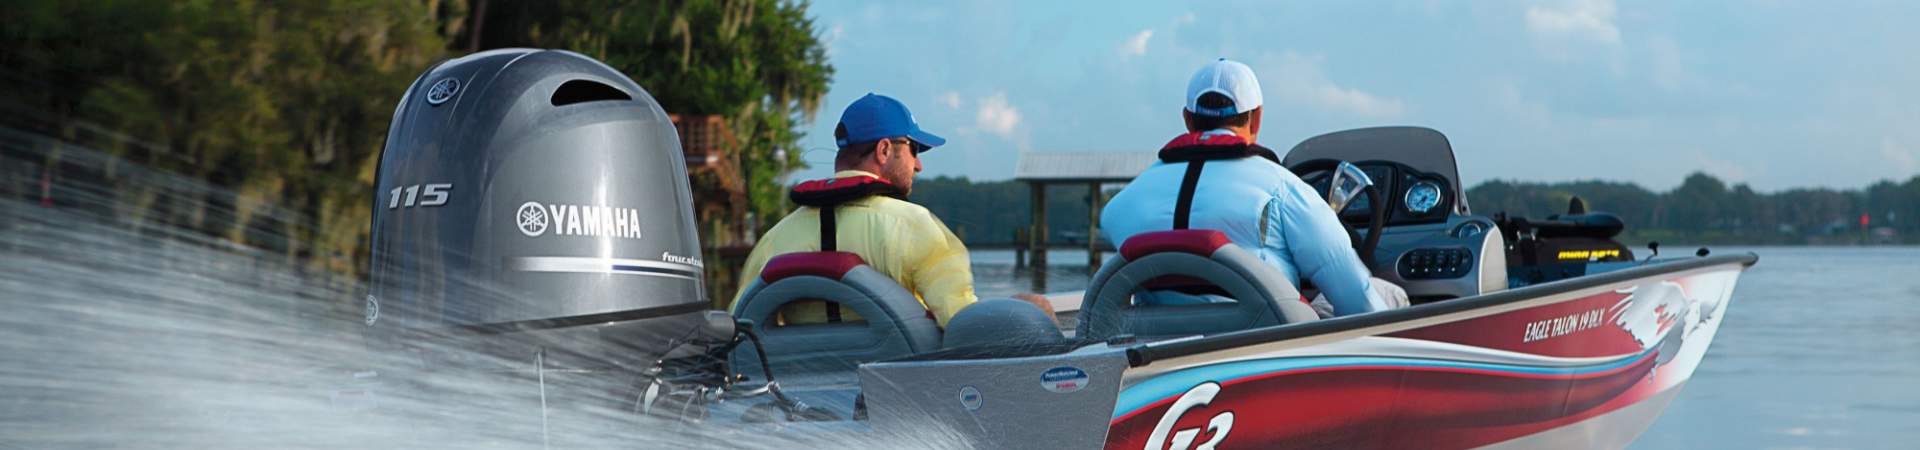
[889,138,929,154]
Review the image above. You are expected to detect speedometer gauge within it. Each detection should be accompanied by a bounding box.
[1405,181,1442,214]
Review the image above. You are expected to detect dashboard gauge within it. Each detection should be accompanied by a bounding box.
[1453,221,1487,238]
[1405,181,1442,214]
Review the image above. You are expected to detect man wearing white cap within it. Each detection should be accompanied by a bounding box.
[1100,58,1407,317]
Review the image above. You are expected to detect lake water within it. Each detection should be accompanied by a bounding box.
[971,246,1920,449]
[3,192,1915,449]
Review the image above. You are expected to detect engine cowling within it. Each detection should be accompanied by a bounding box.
[367,49,707,369]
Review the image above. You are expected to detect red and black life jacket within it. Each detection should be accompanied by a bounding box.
[1157,131,1281,230]
[783,174,905,322]
[788,174,906,252]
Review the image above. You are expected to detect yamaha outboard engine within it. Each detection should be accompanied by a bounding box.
[367,49,711,371]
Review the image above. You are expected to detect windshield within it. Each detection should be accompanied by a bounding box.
[1283,127,1464,215]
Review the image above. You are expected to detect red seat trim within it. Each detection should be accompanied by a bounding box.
[762,252,867,283]
[1119,229,1234,261]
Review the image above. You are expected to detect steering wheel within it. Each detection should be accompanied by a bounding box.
[1287,159,1386,268]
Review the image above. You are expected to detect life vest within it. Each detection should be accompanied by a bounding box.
[1156,131,1281,230]
[1146,132,1314,303]
[784,174,905,322]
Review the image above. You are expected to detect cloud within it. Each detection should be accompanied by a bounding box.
[1175,12,1196,26]
[1525,0,1621,44]
[1119,29,1154,59]
[1694,151,1753,183]
[1644,34,1695,91]
[1490,79,1552,125]
[937,91,963,110]
[1257,52,1407,118]
[821,23,846,57]
[1884,137,1918,174]
[975,93,1022,138]
[1310,85,1407,118]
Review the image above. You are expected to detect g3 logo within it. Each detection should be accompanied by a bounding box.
[1145,382,1234,450]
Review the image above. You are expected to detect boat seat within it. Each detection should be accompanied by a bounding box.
[1077,229,1319,341]
[730,252,942,378]
[941,299,1064,349]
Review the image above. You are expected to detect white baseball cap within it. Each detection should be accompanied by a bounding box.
[1185,58,1263,117]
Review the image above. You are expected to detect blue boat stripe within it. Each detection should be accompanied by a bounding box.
[1113,347,1656,419]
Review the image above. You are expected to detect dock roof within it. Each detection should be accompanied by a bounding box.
[1013,151,1159,183]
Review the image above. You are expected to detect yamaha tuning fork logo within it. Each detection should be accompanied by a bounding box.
[515,201,644,239]
[516,202,551,237]
[425,78,461,106]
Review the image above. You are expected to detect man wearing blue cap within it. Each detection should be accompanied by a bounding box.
[1101,59,1407,317]
[732,93,1051,327]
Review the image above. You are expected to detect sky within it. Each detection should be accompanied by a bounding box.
[787,0,1920,192]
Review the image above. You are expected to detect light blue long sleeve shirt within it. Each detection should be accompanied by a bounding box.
[1100,144,1388,316]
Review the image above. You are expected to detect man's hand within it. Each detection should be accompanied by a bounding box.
[1011,293,1059,325]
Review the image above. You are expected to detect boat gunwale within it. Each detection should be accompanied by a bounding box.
[1124,252,1758,367]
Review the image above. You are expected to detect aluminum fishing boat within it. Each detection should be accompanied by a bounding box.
[357,49,1754,449]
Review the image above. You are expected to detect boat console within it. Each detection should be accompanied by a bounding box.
[1284,127,1508,303]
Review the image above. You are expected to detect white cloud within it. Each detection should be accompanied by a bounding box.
[1525,0,1621,44]
[1694,151,1753,183]
[1490,79,1552,125]
[1884,137,1918,174]
[975,93,1022,138]
[1645,34,1693,90]
[1120,29,1154,59]
[1310,84,1407,118]
[821,23,846,57]
[937,91,963,110]
[1257,52,1407,118]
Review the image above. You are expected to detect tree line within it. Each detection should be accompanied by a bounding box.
[1470,172,1917,245]
[908,172,1920,247]
[3,0,833,277]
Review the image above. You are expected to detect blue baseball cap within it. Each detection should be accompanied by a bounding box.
[835,93,946,152]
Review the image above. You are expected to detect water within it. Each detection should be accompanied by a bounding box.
[970,247,1920,449]
[2,188,1914,448]
[1630,247,1920,449]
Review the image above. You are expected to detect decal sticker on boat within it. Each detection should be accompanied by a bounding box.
[514,201,644,239]
[506,257,701,280]
[660,251,704,268]
[1610,282,1693,348]
[1522,306,1607,343]
[1107,268,1748,449]
[1040,366,1089,393]
[363,294,379,326]
[517,201,550,236]
[1146,382,1233,450]
[959,385,982,411]
[425,77,461,105]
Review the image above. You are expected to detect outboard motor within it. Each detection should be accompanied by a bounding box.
[366,49,710,371]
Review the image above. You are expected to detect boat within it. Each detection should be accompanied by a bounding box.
[356,49,1755,449]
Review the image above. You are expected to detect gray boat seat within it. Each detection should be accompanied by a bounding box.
[942,299,1064,349]
[1077,229,1319,341]
[730,252,942,378]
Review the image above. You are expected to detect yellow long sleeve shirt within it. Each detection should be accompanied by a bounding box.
[729,170,978,327]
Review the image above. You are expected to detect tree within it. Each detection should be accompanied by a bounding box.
[4,0,452,274]
[460,0,833,224]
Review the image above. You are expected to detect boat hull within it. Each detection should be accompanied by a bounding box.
[1104,260,1745,449]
